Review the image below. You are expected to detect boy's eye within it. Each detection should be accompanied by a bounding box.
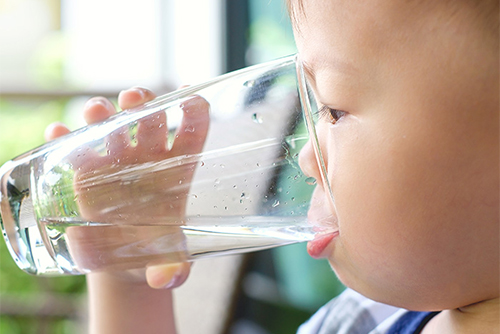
[317,105,346,124]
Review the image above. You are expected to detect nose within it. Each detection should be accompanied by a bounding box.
[298,139,322,181]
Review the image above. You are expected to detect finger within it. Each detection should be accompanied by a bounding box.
[146,262,191,289]
[118,87,156,110]
[170,96,210,156]
[83,97,117,125]
[119,87,167,154]
[44,122,99,172]
[135,110,168,154]
[44,122,71,142]
[83,97,131,155]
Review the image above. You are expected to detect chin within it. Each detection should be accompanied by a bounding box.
[326,261,432,310]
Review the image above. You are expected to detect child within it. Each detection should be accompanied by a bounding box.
[45,0,499,333]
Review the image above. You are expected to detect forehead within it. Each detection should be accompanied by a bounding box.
[288,0,443,63]
[287,0,444,31]
[289,1,386,70]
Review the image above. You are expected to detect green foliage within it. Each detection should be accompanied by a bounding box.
[0,316,82,334]
[0,97,87,333]
[34,165,80,225]
[0,98,63,164]
[0,316,36,334]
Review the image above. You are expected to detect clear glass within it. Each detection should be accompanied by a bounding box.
[0,55,333,276]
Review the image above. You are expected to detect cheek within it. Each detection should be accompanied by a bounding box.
[321,110,499,307]
[321,119,433,302]
[325,114,450,241]
[328,117,449,248]
[330,128,404,260]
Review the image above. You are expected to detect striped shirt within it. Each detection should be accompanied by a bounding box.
[297,289,437,334]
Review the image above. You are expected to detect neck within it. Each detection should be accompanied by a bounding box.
[424,297,500,334]
[453,297,499,332]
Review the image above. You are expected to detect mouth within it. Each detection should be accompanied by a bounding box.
[307,230,339,259]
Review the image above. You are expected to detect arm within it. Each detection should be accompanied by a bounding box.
[87,272,177,334]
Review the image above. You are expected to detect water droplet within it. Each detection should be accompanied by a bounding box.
[241,193,245,198]
[200,161,205,167]
[185,125,195,133]
[305,177,317,185]
[220,164,225,168]
[192,194,198,199]
[272,200,280,208]
[291,197,295,201]
[252,113,263,124]
[233,185,237,189]
[224,206,228,210]
[244,80,255,87]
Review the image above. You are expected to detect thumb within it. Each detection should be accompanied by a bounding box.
[146,262,191,289]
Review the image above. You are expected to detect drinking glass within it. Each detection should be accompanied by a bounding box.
[0,55,334,275]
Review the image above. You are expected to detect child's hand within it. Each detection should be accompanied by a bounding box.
[44,87,209,289]
[46,88,209,223]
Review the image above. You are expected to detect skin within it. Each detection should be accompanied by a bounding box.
[46,88,192,333]
[293,0,499,333]
[44,1,499,332]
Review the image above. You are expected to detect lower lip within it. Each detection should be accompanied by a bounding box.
[307,231,339,259]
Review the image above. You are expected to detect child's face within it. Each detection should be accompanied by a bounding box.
[294,0,499,310]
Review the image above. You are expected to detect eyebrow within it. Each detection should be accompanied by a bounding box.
[301,58,357,86]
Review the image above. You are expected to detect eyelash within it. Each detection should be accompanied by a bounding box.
[316,105,347,124]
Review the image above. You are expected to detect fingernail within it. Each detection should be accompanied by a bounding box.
[163,271,183,289]
[130,87,146,99]
[84,97,109,109]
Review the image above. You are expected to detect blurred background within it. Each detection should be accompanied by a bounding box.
[0,0,344,333]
